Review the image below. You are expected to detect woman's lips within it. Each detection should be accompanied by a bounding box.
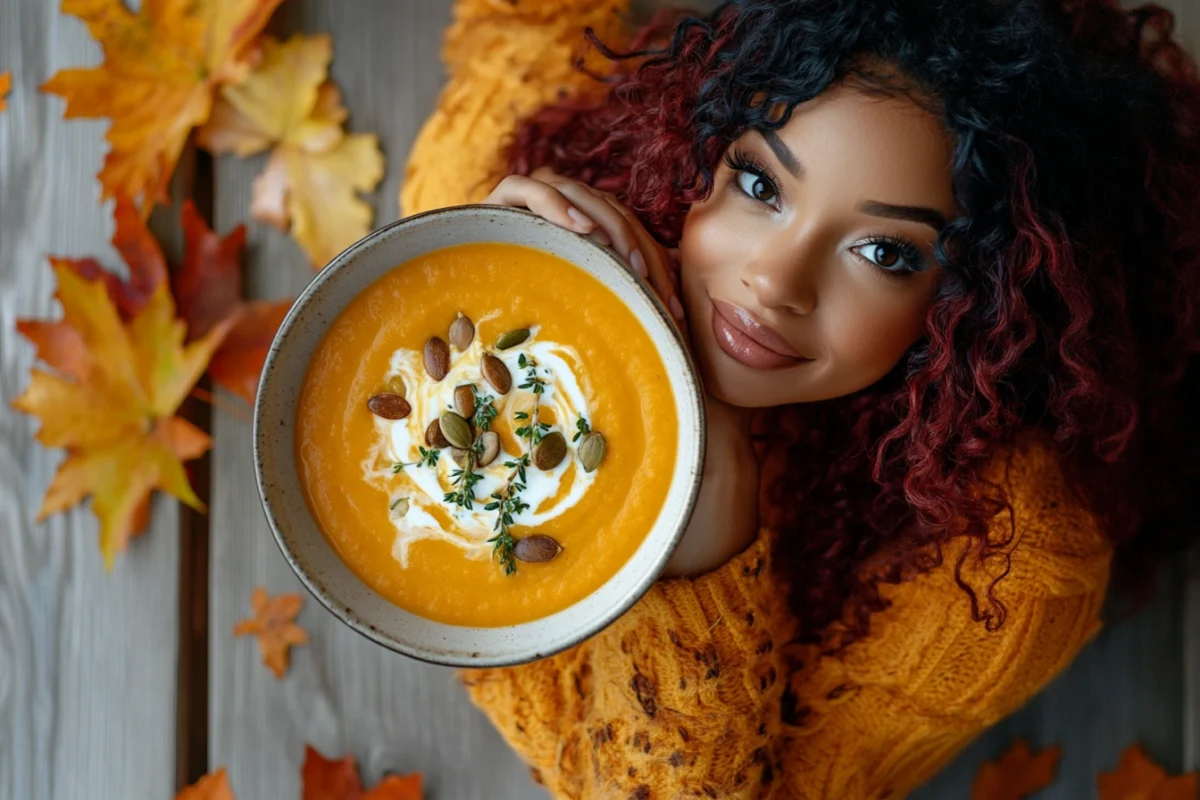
[710,300,810,370]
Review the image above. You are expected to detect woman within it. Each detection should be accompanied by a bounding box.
[403,0,1200,796]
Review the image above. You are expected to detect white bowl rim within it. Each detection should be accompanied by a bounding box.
[253,204,706,667]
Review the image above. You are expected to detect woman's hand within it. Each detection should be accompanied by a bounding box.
[484,170,687,328]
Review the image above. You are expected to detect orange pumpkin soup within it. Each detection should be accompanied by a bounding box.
[296,242,678,627]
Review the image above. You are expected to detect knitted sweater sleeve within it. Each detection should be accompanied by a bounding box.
[459,443,1112,800]
[399,0,631,217]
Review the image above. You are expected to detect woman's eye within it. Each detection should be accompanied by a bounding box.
[735,170,778,205]
[853,241,926,274]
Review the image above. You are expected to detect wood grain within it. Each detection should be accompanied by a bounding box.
[205,2,540,797]
[0,2,180,799]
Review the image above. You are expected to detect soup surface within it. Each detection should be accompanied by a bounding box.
[296,242,678,626]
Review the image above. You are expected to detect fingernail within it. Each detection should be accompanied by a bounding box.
[630,249,648,278]
[591,228,612,247]
[669,295,685,321]
[566,206,593,230]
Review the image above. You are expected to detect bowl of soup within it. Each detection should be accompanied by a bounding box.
[254,205,705,667]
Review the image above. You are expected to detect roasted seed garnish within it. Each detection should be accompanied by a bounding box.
[578,431,607,472]
[386,375,407,398]
[450,447,470,467]
[449,313,475,351]
[454,384,476,419]
[424,337,450,381]
[533,431,567,471]
[367,393,411,420]
[481,353,512,394]
[495,328,530,350]
[514,534,562,563]
[477,431,500,467]
[425,418,450,449]
[390,497,410,517]
[439,411,473,450]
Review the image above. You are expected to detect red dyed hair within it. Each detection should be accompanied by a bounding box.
[505,0,1200,646]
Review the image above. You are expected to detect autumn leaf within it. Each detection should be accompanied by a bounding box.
[0,72,10,112]
[177,767,236,800]
[301,745,424,800]
[14,263,233,568]
[972,740,1062,800]
[174,201,292,403]
[1098,744,1198,800]
[197,34,384,268]
[40,0,285,209]
[234,586,309,679]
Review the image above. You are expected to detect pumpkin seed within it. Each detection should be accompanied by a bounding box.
[424,337,450,381]
[367,393,411,420]
[578,431,607,472]
[439,411,473,450]
[450,447,471,467]
[495,328,530,350]
[477,431,500,467]
[514,534,562,563]
[386,375,407,398]
[533,431,567,471]
[425,418,450,449]
[449,313,475,351]
[454,384,476,418]
[390,498,410,517]
[481,353,512,394]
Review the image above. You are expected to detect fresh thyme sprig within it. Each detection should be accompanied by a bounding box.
[513,354,553,446]
[472,385,498,431]
[485,453,531,575]
[392,446,441,473]
[444,441,484,510]
[572,415,591,442]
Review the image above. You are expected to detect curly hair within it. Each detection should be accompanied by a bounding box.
[506,0,1200,647]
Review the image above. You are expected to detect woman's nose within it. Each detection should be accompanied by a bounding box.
[739,243,819,315]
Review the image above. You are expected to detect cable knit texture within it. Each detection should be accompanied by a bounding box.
[403,5,1114,797]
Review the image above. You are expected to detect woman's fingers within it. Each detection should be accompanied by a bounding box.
[484,175,596,235]
[599,194,685,324]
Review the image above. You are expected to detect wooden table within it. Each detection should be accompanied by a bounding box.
[0,2,1196,798]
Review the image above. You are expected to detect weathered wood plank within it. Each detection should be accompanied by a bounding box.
[206,3,539,797]
[0,2,180,799]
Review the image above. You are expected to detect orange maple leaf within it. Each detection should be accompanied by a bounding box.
[173,201,293,404]
[1098,744,1199,800]
[971,740,1062,800]
[177,767,236,800]
[233,587,309,679]
[13,262,233,568]
[301,745,424,800]
[0,71,10,112]
[40,0,285,209]
[197,34,384,268]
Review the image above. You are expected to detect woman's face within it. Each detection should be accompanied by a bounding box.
[680,83,957,407]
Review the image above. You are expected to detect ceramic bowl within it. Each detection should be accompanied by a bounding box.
[253,205,706,667]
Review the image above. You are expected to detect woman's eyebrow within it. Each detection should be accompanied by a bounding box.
[761,130,803,177]
[857,200,947,231]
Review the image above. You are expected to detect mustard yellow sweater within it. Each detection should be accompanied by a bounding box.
[402,3,1113,797]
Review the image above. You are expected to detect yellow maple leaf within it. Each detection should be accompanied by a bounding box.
[197,34,384,268]
[40,0,285,209]
[13,264,233,568]
[0,71,11,112]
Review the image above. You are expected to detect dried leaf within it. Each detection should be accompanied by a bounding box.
[972,740,1062,800]
[173,200,292,403]
[0,71,10,112]
[233,586,308,679]
[199,35,384,267]
[13,264,232,568]
[1098,744,1198,800]
[177,767,235,800]
[40,0,284,208]
[301,745,424,800]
